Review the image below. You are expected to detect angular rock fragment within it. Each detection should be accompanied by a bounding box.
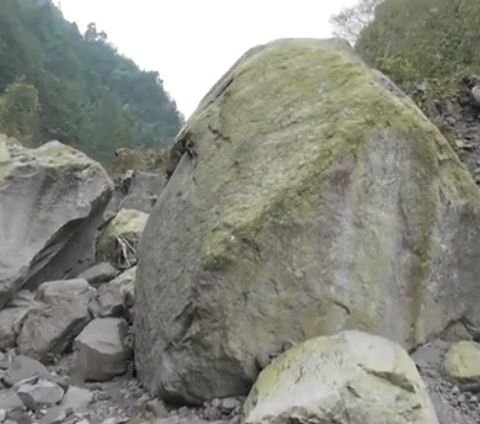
[60,386,93,412]
[91,267,136,319]
[17,379,64,410]
[0,391,24,413]
[77,263,119,288]
[0,306,31,351]
[0,137,112,309]
[17,279,95,362]
[73,318,130,382]
[2,356,50,387]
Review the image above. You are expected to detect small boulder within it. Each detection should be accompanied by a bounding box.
[73,318,130,382]
[76,263,119,288]
[471,85,480,106]
[17,379,64,410]
[0,306,31,351]
[60,386,93,412]
[91,267,136,319]
[444,341,480,381]
[97,209,148,269]
[17,279,95,363]
[39,406,68,424]
[0,391,24,413]
[2,356,50,387]
[243,331,438,424]
[105,170,164,217]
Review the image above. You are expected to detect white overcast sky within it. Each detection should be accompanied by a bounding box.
[58,0,358,118]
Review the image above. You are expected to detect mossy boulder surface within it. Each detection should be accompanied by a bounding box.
[244,331,438,424]
[134,38,480,404]
[444,341,480,381]
[97,208,148,269]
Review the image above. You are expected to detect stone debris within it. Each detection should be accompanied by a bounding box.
[17,280,95,363]
[444,341,480,382]
[77,263,120,288]
[73,318,131,382]
[61,386,93,412]
[91,267,136,320]
[16,379,64,411]
[2,356,50,387]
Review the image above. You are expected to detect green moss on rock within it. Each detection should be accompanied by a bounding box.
[445,341,480,381]
[134,38,480,404]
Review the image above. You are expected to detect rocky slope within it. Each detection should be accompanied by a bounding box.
[414,75,480,187]
[2,38,480,424]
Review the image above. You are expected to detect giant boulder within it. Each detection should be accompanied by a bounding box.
[135,38,480,403]
[0,137,112,308]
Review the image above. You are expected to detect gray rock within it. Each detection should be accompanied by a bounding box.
[0,391,24,412]
[0,137,113,309]
[7,291,36,308]
[101,417,128,424]
[17,379,64,410]
[145,398,168,418]
[135,38,480,403]
[73,318,130,382]
[39,406,68,424]
[471,85,480,106]
[2,356,50,387]
[217,397,242,413]
[91,267,136,318]
[4,410,32,424]
[17,280,95,362]
[61,386,93,412]
[0,306,31,351]
[106,170,164,218]
[153,417,225,424]
[0,409,5,422]
[77,263,120,288]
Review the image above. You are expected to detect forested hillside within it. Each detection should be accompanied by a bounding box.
[335,0,480,93]
[0,0,182,161]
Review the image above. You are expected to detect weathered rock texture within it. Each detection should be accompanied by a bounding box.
[444,341,480,381]
[17,279,95,362]
[0,136,112,309]
[73,318,130,382]
[135,38,480,403]
[244,331,438,424]
[92,267,136,319]
[105,170,164,218]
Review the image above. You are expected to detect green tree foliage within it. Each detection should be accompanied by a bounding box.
[330,0,383,45]
[0,80,39,145]
[354,0,480,91]
[0,0,183,161]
